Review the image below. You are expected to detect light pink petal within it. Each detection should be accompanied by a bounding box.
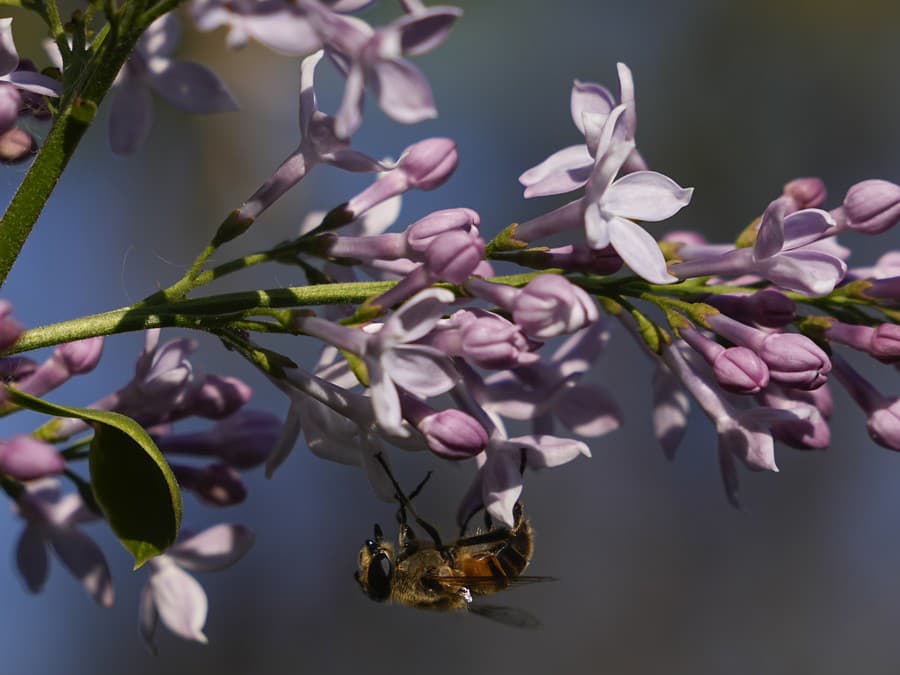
[383,346,457,397]
[602,171,694,222]
[753,202,785,260]
[379,288,454,345]
[519,145,593,198]
[150,563,208,644]
[509,434,591,468]
[333,61,366,139]
[755,250,846,297]
[49,527,114,607]
[652,364,690,459]
[482,451,523,528]
[138,581,160,653]
[393,7,461,56]
[147,58,239,113]
[570,79,615,135]
[367,359,404,435]
[781,208,835,250]
[370,57,436,124]
[109,76,154,155]
[16,525,48,593]
[607,216,677,284]
[3,70,61,97]
[556,384,622,437]
[168,524,255,572]
[0,18,18,76]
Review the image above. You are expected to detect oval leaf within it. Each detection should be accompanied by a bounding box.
[5,387,181,568]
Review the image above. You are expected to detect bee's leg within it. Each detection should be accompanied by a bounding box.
[374,453,445,550]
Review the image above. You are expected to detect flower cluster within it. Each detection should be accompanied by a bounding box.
[0,0,899,653]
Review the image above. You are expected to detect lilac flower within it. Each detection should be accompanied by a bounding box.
[0,19,60,134]
[838,180,900,235]
[190,0,317,54]
[0,126,35,163]
[651,362,690,459]
[824,320,900,363]
[671,202,847,296]
[679,327,770,395]
[13,480,114,607]
[234,50,390,225]
[0,435,65,481]
[108,15,238,155]
[171,463,247,507]
[757,384,831,450]
[139,524,254,650]
[294,289,458,435]
[300,0,461,137]
[15,337,104,398]
[400,393,487,459]
[519,63,644,199]
[831,353,900,452]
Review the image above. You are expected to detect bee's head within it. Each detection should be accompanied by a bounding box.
[355,524,395,603]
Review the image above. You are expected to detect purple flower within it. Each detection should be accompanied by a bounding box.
[832,353,900,452]
[680,327,769,395]
[0,19,60,134]
[13,480,114,607]
[139,524,254,650]
[400,393,487,460]
[171,463,247,507]
[15,337,104,398]
[0,298,23,352]
[0,435,65,480]
[234,50,390,225]
[300,1,461,138]
[519,62,645,199]
[757,384,831,450]
[840,180,900,235]
[108,15,238,155]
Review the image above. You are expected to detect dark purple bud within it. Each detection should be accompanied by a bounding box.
[0,436,64,480]
[57,337,104,375]
[783,177,827,210]
[0,299,23,352]
[0,127,34,164]
[712,347,770,395]
[398,137,458,190]
[405,208,480,255]
[842,180,900,235]
[870,324,900,363]
[512,275,599,339]
[179,374,253,419]
[423,229,485,284]
[172,463,247,507]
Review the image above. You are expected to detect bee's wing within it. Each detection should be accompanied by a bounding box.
[467,603,542,629]
[428,575,557,590]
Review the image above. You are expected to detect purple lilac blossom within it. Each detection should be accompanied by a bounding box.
[107,15,238,155]
[0,19,60,134]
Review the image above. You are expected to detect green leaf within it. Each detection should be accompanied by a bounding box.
[5,388,182,568]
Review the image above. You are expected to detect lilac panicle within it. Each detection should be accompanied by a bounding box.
[14,480,114,607]
[140,524,254,650]
[108,15,238,155]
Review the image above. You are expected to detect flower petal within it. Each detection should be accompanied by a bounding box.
[556,384,622,437]
[138,581,160,654]
[370,57,436,124]
[147,58,239,113]
[753,202,785,260]
[264,396,303,478]
[755,250,846,297]
[383,346,457,397]
[333,61,366,139]
[584,201,612,249]
[570,79,615,135]
[781,208,835,250]
[49,527,114,607]
[393,7,461,56]
[652,364,690,459]
[0,18,19,77]
[149,562,208,644]
[16,525,48,593]
[508,434,591,468]
[108,75,154,156]
[3,70,61,97]
[379,287,454,345]
[367,358,404,435]
[519,145,593,198]
[168,524,255,572]
[482,451,523,528]
[607,216,677,284]
[602,171,693,222]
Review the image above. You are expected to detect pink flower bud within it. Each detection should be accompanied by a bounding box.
[512,275,599,338]
[713,347,770,395]
[423,229,485,284]
[459,312,540,369]
[0,127,35,164]
[867,399,900,452]
[398,137,458,190]
[418,409,488,460]
[870,323,900,363]
[57,337,104,375]
[842,179,900,235]
[405,208,480,255]
[0,299,23,352]
[783,177,827,209]
[758,333,831,390]
[172,463,247,507]
[0,436,65,480]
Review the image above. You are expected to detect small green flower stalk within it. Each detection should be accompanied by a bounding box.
[0,0,899,651]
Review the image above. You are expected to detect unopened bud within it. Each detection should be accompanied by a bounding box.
[870,323,900,362]
[512,275,599,338]
[0,127,34,164]
[57,337,104,375]
[406,208,480,255]
[182,374,253,419]
[423,229,485,284]
[783,177,827,210]
[0,299,23,352]
[843,180,900,235]
[713,347,770,395]
[398,137,458,190]
[0,436,65,481]
[172,463,247,507]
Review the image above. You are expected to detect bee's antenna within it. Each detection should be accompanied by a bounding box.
[408,470,433,501]
[374,453,444,550]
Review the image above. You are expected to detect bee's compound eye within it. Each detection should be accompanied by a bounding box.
[365,538,378,554]
[366,552,393,602]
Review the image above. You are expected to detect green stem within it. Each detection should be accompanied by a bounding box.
[0,21,145,290]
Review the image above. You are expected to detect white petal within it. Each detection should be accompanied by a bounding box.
[602,171,693,222]
[149,563,208,644]
[0,18,18,76]
[168,524,255,572]
[370,57,436,124]
[378,288,454,345]
[383,346,457,397]
[607,216,677,284]
[482,451,523,528]
[507,434,591,468]
[570,79,615,134]
[519,145,593,198]
[583,201,611,249]
[368,359,405,435]
[755,250,846,297]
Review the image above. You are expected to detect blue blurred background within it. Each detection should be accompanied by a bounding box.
[2,0,900,673]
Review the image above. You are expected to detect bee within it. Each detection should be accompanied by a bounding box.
[354,457,553,627]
